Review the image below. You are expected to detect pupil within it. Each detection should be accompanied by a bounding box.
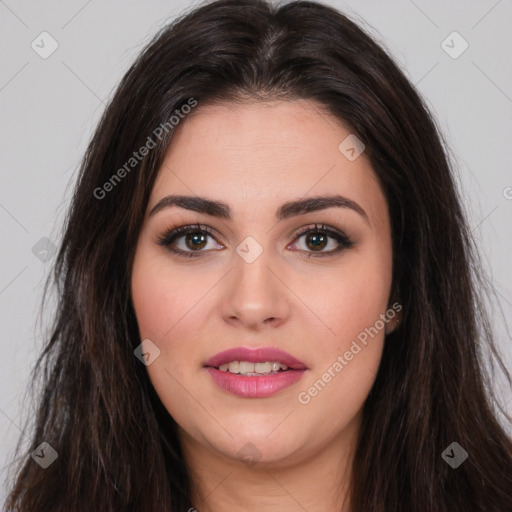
[186,232,207,250]
[307,233,326,250]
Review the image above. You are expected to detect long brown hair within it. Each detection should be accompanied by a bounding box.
[4,1,512,510]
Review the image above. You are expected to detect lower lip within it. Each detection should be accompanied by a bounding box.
[205,367,307,398]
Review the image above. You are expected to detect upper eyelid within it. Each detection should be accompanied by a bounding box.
[159,223,349,247]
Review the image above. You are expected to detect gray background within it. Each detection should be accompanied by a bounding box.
[1,0,511,503]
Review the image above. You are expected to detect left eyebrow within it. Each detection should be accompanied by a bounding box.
[277,195,369,224]
[148,194,369,224]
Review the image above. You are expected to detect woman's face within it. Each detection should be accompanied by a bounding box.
[131,99,397,469]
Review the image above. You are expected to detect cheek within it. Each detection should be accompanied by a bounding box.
[130,247,206,427]
[130,241,220,365]
[303,249,392,352]
[131,245,197,341]
[131,267,172,341]
[293,246,391,416]
[296,292,388,433]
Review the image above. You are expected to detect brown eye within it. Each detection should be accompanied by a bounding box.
[304,232,329,251]
[184,231,208,250]
[291,223,354,257]
[157,224,223,257]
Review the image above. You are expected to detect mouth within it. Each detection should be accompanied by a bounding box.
[203,346,308,373]
[203,346,308,397]
[212,360,293,376]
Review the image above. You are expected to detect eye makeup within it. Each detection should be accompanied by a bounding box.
[156,222,355,258]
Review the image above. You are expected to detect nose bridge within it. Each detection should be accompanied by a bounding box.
[220,238,289,327]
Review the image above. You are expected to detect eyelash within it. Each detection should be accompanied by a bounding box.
[156,223,354,258]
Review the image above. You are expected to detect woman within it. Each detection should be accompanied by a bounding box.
[4,0,512,510]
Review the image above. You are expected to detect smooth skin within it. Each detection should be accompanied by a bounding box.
[130,99,400,512]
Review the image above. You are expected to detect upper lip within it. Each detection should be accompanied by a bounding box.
[204,347,308,370]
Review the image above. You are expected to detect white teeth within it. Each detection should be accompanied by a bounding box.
[270,362,280,372]
[255,362,271,373]
[239,361,255,374]
[226,361,240,373]
[218,361,289,374]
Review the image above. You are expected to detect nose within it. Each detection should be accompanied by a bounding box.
[220,246,291,331]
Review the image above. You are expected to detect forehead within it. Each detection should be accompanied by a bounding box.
[150,99,386,224]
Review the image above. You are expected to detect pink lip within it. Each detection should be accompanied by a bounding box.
[205,367,306,398]
[203,346,307,370]
[203,347,308,398]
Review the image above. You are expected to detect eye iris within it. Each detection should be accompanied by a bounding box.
[185,232,207,250]
[306,232,327,251]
